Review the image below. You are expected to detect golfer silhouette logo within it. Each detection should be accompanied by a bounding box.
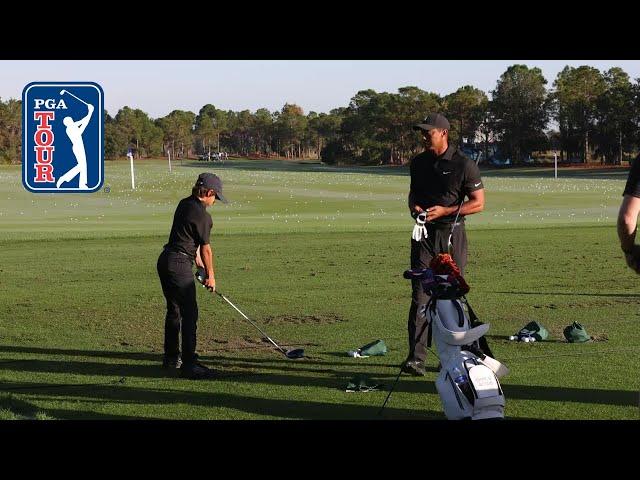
[22,82,104,193]
[56,93,94,189]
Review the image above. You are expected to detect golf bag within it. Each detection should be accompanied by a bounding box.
[405,262,508,420]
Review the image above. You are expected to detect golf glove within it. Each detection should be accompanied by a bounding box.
[412,212,428,242]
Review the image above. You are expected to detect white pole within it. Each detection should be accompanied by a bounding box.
[168,149,172,172]
[554,151,558,179]
[128,152,135,189]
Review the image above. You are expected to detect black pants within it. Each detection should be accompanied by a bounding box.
[157,249,198,366]
[407,222,468,363]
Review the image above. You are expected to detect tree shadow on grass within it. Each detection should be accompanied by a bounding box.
[0,357,434,396]
[0,395,44,419]
[0,344,436,374]
[0,344,160,362]
[1,345,636,417]
[0,393,162,420]
[2,354,636,409]
[0,345,439,407]
[2,379,439,420]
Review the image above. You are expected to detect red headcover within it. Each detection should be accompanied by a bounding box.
[429,254,470,295]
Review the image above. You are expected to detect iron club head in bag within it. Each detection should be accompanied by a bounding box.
[195,268,304,359]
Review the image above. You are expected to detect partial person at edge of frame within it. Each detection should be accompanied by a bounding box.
[618,154,640,273]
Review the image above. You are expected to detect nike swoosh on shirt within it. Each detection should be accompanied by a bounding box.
[441,171,451,175]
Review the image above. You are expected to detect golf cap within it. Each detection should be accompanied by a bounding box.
[196,173,228,203]
[413,113,450,132]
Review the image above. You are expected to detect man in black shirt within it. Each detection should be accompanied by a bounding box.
[618,155,640,273]
[157,172,227,379]
[404,113,485,376]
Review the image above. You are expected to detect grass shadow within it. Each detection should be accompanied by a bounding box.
[0,344,160,362]
[1,379,439,420]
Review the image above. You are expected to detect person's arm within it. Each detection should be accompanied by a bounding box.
[195,245,204,268]
[408,158,423,215]
[199,243,216,291]
[408,191,424,215]
[426,188,484,222]
[618,194,640,273]
[77,104,94,134]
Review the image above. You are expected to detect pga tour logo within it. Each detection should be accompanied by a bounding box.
[22,82,104,193]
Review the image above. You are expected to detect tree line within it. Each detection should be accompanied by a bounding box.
[2,64,640,166]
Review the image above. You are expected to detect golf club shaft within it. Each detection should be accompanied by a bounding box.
[216,291,288,354]
[62,90,90,107]
[447,152,482,253]
[379,360,406,415]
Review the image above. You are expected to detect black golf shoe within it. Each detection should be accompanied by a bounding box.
[402,360,426,376]
[180,362,216,380]
[162,356,182,369]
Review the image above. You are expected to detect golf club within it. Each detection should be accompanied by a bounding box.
[60,89,90,107]
[378,359,408,416]
[195,269,304,359]
[447,151,482,255]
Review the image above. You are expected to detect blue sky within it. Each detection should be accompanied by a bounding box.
[2,60,639,119]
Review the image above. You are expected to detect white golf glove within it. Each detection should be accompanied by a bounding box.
[412,212,428,242]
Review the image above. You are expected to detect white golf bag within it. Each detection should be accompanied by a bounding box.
[424,282,509,420]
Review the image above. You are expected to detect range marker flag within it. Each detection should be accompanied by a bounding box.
[22,82,104,193]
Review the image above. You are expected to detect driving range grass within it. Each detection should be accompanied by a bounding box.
[0,158,638,420]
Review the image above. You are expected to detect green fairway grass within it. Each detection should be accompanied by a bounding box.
[0,159,638,420]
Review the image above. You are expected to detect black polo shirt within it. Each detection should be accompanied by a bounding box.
[409,145,483,223]
[164,195,213,259]
[623,155,640,198]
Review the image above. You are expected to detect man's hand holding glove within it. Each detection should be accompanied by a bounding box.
[411,211,428,242]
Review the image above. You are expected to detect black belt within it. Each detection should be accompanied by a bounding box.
[427,221,462,228]
[163,247,191,258]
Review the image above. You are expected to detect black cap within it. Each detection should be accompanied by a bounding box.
[195,173,227,203]
[413,113,450,132]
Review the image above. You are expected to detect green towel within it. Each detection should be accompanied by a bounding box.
[345,375,382,392]
[563,322,591,343]
[516,321,549,341]
[358,339,387,356]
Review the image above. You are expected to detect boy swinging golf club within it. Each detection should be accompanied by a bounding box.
[156,172,227,379]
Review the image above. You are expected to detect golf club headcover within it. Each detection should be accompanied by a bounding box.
[403,268,435,281]
[412,212,428,242]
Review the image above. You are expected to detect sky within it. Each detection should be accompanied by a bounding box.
[2,60,639,119]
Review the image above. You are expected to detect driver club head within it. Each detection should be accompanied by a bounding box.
[60,89,66,95]
[285,348,305,359]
